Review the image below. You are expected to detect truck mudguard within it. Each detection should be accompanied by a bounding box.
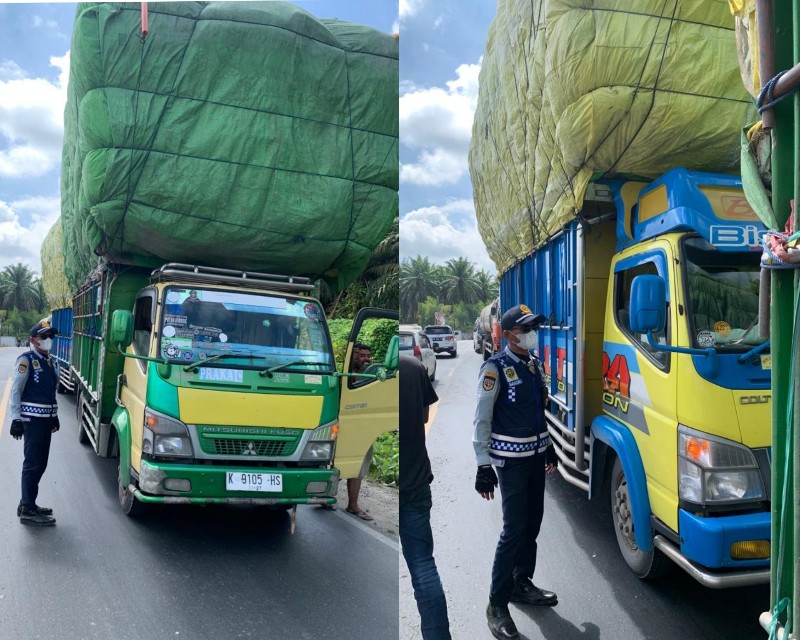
[111,406,132,486]
[591,415,653,552]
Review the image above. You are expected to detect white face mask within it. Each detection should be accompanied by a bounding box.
[37,338,53,352]
[513,330,537,351]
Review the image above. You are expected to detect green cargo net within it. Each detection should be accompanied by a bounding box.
[61,2,398,292]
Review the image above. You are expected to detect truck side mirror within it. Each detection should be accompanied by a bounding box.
[629,275,666,334]
[383,335,399,371]
[111,310,134,349]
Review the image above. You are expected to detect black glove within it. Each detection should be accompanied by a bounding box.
[51,416,60,433]
[10,419,24,440]
[545,445,558,466]
[475,464,498,494]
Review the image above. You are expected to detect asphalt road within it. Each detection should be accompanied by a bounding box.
[0,347,399,640]
[399,340,770,640]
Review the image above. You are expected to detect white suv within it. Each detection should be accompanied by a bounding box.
[424,325,458,358]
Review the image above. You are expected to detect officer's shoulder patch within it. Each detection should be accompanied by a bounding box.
[17,361,28,374]
[482,372,497,391]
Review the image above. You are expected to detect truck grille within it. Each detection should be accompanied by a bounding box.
[211,438,296,456]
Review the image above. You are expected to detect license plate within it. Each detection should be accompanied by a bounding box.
[226,472,283,492]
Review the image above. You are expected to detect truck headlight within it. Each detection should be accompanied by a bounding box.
[301,422,337,461]
[143,408,194,459]
[678,425,764,505]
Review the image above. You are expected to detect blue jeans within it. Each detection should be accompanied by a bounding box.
[400,484,452,640]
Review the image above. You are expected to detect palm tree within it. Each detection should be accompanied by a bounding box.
[475,269,499,302]
[440,257,482,305]
[400,255,436,322]
[0,263,42,312]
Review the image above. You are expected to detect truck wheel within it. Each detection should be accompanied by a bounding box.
[430,365,436,382]
[76,394,90,445]
[610,457,670,580]
[118,466,148,517]
[482,340,490,361]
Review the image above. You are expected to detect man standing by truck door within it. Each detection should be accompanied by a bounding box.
[473,304,558,640]
[9,320,60,526]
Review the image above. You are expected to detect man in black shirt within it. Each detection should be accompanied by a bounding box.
[399,355,451,640]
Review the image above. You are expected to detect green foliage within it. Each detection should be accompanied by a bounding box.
[415,297,490,334]
[369,430,399,485]
[327,317,398,370]
[1,307,48,339]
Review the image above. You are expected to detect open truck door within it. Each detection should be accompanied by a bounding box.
[335,308,398,479]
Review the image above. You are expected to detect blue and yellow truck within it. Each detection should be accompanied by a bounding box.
[499,168,771,587]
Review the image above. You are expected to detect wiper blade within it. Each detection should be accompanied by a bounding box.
[259,360,333,377]
[184,353,257,373]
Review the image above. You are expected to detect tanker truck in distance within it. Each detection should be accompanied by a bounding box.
[478,298,501,361]
[499,169,771,587]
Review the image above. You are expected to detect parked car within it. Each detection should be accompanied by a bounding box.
[424,324,458,357]
[399,325,437,381]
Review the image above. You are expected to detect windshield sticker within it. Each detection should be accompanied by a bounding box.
[163,325,176,338]
[761,355,772,370]
[304,374,322,385]
[713,321,731,337]
[697,330,716,347]
[183,352,193,361]
[199,368,244,383]
[303,303,320,321]
[273,372,290,383]
[164,315,187,327]
[164,343,180,358]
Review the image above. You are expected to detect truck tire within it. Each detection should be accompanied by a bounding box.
[76,393,90,445]
[430,365,436,382]
[118,466,148,517]
[610,457,670,580]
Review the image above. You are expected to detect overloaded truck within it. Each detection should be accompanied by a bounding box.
[470,3,770,586]
[51,2,399,516]
[501,169,771,587]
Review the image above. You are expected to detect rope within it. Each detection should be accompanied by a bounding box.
[757,70,794,114]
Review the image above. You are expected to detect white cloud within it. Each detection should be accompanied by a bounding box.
[400,62,480,187]
[399,0,425,19]
[0,52,70,179]
[0,60,26,81]
[0,197,61,273]
[400,199,496,273]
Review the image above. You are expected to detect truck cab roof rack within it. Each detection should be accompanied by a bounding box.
[150,263,316,294]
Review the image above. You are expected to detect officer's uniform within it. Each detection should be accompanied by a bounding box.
[473,345,554,607]
[11,344,59,511]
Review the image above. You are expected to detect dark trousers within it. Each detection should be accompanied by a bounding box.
[490,455,546,606]
[21,418,53,508]
[400,484,452,640]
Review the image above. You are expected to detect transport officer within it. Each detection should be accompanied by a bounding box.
[473,304,559,640]
[10,319,60,526]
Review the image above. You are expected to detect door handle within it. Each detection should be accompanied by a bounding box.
[115,374,127,407]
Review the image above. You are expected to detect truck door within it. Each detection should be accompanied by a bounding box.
[118,289,157,473]
[335,308,398,479]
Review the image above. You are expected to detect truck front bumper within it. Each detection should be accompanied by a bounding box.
[131,459,339,505]
[654,509,770,588]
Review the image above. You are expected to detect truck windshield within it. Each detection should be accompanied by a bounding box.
[681,236,767,351]
[158,287,334,370]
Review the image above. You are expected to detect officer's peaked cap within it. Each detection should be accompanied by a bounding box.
[500,304,546,332]
[30,319,58,338]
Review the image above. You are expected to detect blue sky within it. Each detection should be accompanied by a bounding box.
[399,0,496,272]
[0,0,498,278]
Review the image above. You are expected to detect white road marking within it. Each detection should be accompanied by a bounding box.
[0,378,11,441]
[332,508,400,551]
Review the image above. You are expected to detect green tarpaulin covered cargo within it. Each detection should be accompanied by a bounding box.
[61,1,398,291]
[470,0,756,273]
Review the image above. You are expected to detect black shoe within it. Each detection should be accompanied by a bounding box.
[19,506,56,526]
[486,603,519,640]
[17,504,53,517]
[510,579,557,606]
